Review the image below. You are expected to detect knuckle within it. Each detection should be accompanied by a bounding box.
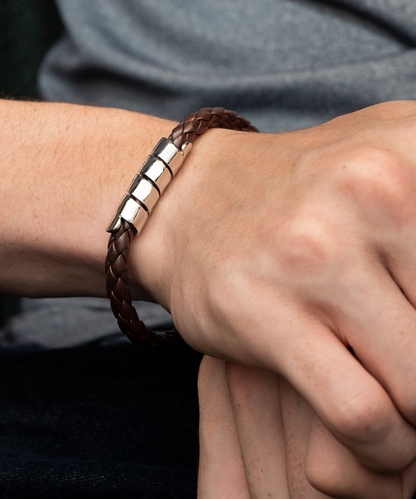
[278,214,342,273]
[328,388,390,444]
[336,147,414,219]
[305,457,346,497]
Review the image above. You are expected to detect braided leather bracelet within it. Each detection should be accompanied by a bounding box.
[105,107,258,349]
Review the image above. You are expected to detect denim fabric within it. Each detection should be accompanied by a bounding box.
[2,345,414,497]
[0,345,202,498]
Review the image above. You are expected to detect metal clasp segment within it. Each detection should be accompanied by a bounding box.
[106,195,148,234]
[107,138,192,233]
[152,138,192,176]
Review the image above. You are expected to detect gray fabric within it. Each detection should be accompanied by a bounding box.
[39,0,416,133]
[0,298,173,350]
[18,0,416,350]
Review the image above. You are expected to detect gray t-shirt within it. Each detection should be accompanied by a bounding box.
[6,0,415,350]
[39,0,416,132]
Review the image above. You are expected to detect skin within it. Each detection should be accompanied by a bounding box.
[1,99,416,492]
[198,356,416,498]
[0,99,175,297]
[143,100,416,475]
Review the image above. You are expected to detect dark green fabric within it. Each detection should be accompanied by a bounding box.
[0,0,62,99]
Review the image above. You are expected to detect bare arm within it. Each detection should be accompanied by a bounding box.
[0,99,174,298]
[2,98,416,480]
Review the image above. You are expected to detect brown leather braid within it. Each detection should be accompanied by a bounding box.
[105,107,258,349]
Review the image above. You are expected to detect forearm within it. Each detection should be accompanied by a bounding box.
[0,99,175,298]
[3,97,416,487]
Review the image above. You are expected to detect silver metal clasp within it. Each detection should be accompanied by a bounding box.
[107,195,148,233]
[107,138,193,234]
[152,138,192,176]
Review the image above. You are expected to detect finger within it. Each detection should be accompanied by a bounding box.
[281,378,413,499]
[305,413,403,499]
[401,459,416,499]
[226,362,291,499]
[321,262,416,429]
[228,293,416,473]
[197,356,250,499]
[278,378,328,499]
[306,134,416,428]
[188,257,416,473]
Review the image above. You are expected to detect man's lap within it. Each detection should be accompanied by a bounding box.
[0,343,202,498]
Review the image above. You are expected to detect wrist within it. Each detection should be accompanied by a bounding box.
[127,126,272,310]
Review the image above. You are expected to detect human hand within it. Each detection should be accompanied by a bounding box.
[132,101,416,473]
[198,356,416,498]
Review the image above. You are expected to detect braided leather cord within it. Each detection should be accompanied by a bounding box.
[105,107,258,349]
